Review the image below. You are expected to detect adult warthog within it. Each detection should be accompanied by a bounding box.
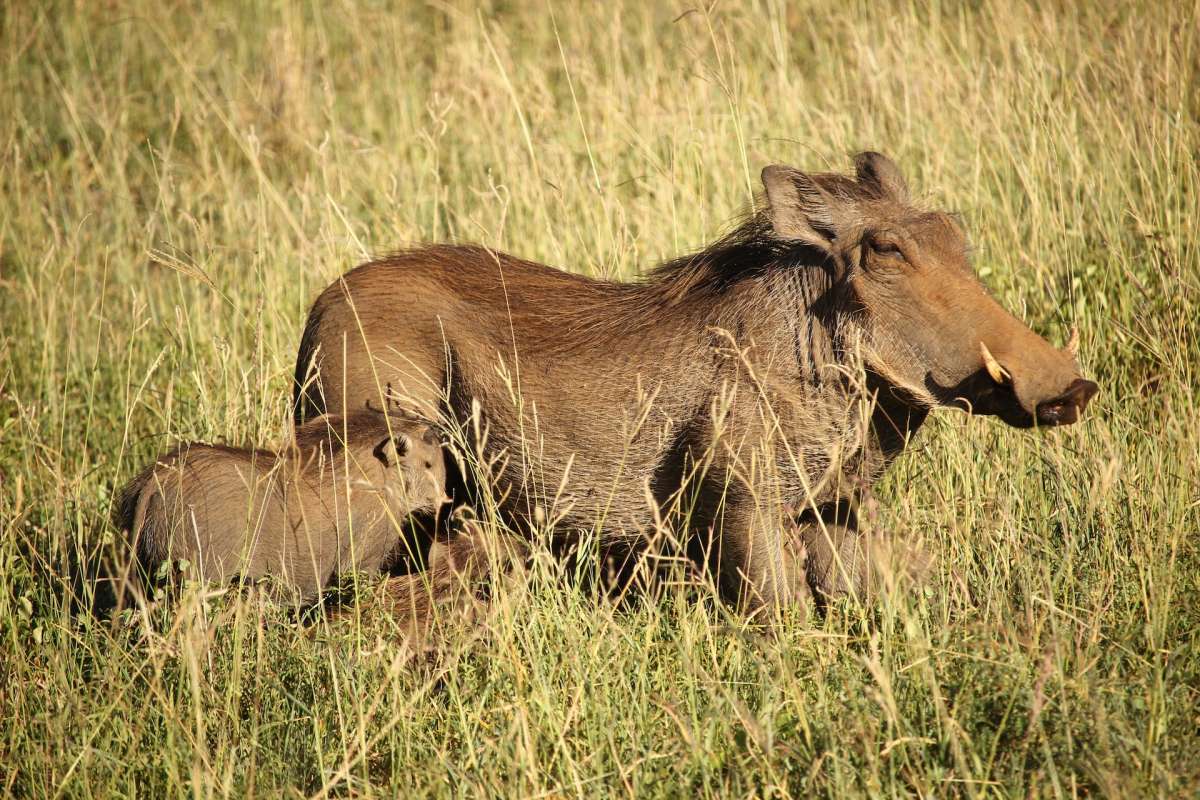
[292,152,1097,617]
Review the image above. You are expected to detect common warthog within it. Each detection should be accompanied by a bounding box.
[114,410,447,603]
[292,152,1097,615]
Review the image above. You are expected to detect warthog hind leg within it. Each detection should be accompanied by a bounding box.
[377,526,530,642]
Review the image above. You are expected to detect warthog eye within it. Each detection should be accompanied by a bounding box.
[869,237,901,256]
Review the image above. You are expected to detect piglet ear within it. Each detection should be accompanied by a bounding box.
[761,165,839,254]
[373,433,411,467]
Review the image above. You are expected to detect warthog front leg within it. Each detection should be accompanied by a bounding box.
[714,500,813,618]
[790,498,933,604]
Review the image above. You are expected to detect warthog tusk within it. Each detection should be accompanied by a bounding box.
[980,342,1010,384]
[1066,326,1080,358]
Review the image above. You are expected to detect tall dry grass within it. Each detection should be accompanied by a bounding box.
[1,1,1197,796]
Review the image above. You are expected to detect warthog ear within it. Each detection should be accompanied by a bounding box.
[374,433,411,467]
[761,165,839,253]
[853,151,908,200]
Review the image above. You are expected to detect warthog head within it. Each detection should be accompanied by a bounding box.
[762,152,1098,428]
[296,409,450,510]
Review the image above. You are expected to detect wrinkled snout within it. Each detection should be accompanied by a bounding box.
[1035,378,1099,426]
[977,326,1099,428]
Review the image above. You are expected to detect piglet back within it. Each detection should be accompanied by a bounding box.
[113,446,189,576]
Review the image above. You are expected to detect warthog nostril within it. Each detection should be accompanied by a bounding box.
[1035,379,1099,426]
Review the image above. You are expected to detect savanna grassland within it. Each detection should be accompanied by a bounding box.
[1,1,1198,796]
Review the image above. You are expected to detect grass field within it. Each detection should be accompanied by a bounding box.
[2,0,1199,796]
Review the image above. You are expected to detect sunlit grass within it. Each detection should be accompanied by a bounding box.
[1,1,1197,796]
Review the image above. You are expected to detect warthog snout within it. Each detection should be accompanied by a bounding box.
[1035,378,1099,426]
[977,327,1098,428]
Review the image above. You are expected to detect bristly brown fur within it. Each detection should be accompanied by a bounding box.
[112,410,446,606]
[289,152,1095,619]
